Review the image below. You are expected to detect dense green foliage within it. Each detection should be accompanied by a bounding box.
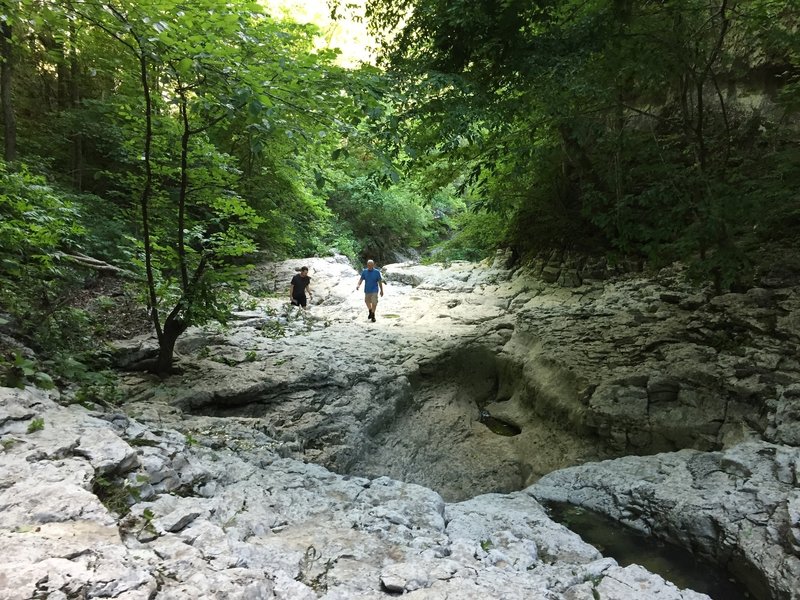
[0,164,85,349]
[0,0,450,372]
[0,163,121,390]
[1,0,798,377]
[363,0,800,289]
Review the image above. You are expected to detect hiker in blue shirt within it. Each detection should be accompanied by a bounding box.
[356,259,384,322]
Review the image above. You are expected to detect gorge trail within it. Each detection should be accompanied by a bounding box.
[1,254,798,599]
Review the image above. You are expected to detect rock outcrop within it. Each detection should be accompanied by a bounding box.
[113,256,800,499]
[0,386,709,600]
[117,256,608,502]
[529,441,800,600]
[5,253,798,599]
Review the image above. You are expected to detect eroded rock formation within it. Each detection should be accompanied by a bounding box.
[0,386,709,599]
[2,253,798,598]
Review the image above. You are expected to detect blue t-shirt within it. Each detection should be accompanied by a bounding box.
[360,268,382,293]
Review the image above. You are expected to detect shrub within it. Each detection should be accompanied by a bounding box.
[428,209,506,262]
[327,177,436,263]
[27,417,45,433]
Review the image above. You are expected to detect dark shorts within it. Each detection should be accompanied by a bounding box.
[291,295,307,307]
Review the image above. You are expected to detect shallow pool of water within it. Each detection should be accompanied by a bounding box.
[478,412,521,436]
[546,502,750,600]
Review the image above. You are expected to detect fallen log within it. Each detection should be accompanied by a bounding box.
[54,251,136,278]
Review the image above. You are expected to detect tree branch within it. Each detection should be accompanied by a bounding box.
[54,251,136,277]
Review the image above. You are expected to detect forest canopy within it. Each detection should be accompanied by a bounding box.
[361,0,800,287]
[0,0,798,375]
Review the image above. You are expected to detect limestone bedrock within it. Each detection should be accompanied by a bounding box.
[119,253,799,503]
[0,385,711,600]
[4,252,794,599]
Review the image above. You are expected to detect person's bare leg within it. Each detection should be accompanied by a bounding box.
[369,298,377,320]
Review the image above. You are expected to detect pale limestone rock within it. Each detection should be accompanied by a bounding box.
[595,564,711,600]
[5,255,800,599]
[380,561,432,592]
[0,383,713,600]
[75,426,139,474]
[529,441,800,600]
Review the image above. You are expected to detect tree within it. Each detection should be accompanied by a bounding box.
[0,1,18,162]
[57,0,380,372]
[361,0,800,289]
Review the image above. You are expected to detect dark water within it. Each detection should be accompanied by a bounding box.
[477,409,521,436]
[546,502,750,600]
[480,415,521,436]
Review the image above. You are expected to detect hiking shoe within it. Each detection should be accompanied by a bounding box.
[370,314,376,322]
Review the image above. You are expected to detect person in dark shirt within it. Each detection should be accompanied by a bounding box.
[289,266,312,308]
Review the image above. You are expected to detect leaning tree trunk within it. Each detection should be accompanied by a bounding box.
[1,20,16,162]
[133,47,164,369]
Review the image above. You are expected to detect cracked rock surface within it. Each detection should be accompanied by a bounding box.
[3,253,799,598]
[0,386,708,600]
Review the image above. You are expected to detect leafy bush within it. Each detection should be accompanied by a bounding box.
[1,352,54,390]
[428,209,506,263]
[0,163,87,342]
[327,177,436,263]
[0,162,132,388]
[93,475,135,516]
[27,417,45,433]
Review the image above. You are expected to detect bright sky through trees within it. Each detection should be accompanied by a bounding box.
[262,0,375,67]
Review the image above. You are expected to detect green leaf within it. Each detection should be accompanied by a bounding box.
[33,372,55,390]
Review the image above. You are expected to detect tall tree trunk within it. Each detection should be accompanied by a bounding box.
[56,41,69,110]
[0,20,16,162]
[68,23,83,190]
[136,50,163,358]
[177,87,191,290]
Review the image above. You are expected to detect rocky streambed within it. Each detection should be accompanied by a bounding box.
[1,254,799,599]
